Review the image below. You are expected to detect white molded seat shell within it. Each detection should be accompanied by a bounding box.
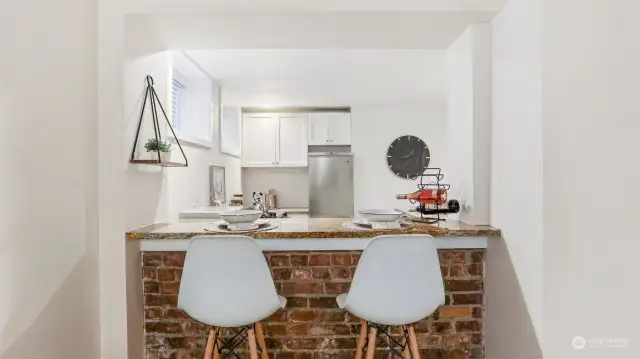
[178,235,285,327]
[338,234,445,326]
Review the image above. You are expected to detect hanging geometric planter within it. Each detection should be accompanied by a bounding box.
[129,75,188,167]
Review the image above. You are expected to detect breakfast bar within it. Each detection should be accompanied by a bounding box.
[128,218,500,359]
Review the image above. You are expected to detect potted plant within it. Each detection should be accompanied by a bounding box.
[144,138,173,163]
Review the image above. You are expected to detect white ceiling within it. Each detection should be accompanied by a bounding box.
[186,50,447,106]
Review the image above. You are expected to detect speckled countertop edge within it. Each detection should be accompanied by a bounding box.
[126,219,501,240]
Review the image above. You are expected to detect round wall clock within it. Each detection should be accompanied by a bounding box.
[386,135,430,179]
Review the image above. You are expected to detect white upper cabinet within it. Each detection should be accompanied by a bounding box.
[277,114,308,167]
[308,112,351,145]
[242,113,308,167]
[242,114,278,167]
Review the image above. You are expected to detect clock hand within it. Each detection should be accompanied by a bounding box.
[391,149,416,159]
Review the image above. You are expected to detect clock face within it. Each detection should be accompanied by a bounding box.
[386,135,430,179]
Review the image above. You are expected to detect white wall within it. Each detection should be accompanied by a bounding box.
[487,0,543,357]
[242,168,310,208]
[0,0,100,357]
[446,24,492,225]
[542,0,640,357]
[351,104,448,213]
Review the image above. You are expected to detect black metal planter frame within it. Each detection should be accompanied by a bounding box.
[130,75,188,167]
[211,325,264,359]
[361,324,413,359]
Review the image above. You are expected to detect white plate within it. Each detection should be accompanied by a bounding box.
[206,220,278,233]
[359,209,403,223]
[219,210,263,224]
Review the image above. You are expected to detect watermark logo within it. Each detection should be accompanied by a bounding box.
[572,336,587,350]
[573,336,630,350]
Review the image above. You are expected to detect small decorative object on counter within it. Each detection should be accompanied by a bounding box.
[266,189,278,210]
[230,193,244,206]
[397,167,454,224]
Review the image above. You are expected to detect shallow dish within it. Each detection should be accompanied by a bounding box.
[358,209,403,223]
[219,209,263,224]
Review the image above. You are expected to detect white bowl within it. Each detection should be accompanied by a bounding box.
[359,209,403,223]
[219,210,263,224]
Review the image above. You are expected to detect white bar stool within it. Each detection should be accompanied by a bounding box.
[335,235,445,359]
[178,235,287,359]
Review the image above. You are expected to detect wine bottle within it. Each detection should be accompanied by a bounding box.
[396,188,447,205]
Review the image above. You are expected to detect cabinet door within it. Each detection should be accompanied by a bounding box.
[327,112,351,145]
[277,114,308,167]
[242,114,277,167]
[308,113,332,145]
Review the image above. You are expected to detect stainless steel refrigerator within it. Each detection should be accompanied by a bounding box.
[309,152,354,218]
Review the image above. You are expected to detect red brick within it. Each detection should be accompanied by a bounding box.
[444,280,483,292]
[416,333,442,347]
[472,307,483,319]
[287,323,309,336]
[143,253,163,266]
[264,323,288,337]
[330,267,351,279]
[273,268,292,280]
[282,282,324,295]
[455,321,482,333]
[316,310,346,323]
[351,254,361,265]
[329,338,357,349]
[315,351,357,359]
[291,255,309,267]
[440,266,449,278]
[439,251,467,265]
[143,267,157,280]
[175,269,183,281]
[311,267,331,280]
[161,282,181,294]
[438,307,472,319]
[452,294,483,305]
[308,254,331,266]
[470,251,484,263]
[145,322,183,334]
[182,321,208,335]
[144,294,178,307]
[290,309,319,322]
[309,297,338,309]
[157,269,176,281]
[331,254,351,266]
[469,263,483,276]
[325,282,350,295]
[432,321,452,334]
[165,308,190,320]
[291,268,314,280]
[285,338,319,350]
[286,297,308,308]
[144,308,163,319]
[144,281,159,294]
[442,334,471,348]
[414,319,430,333]
[308,324,350,336]
[345,312,361,323]
[293,352,313,359]
[163,252,185,267]
[277,352,296,359]
[271,255,291,267]
[266,310,288,322]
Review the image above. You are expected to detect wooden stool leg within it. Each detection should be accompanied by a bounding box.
[355,320,368,359]
[254,322,270,359]
[213,328,224,359]
[204,329,216,359]
[401,326,411,359]
[248,328,259,359]
[365,326,377,359]
[408,325,421,359]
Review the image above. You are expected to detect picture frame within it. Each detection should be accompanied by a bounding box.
[209,165,226,203]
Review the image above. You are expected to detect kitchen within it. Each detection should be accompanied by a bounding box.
[127,42,494,359]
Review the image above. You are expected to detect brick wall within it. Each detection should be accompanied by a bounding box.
[142,250,485,359]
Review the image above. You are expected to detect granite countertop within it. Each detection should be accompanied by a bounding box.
[126,217,501,240]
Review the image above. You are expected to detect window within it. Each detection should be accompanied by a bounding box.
[169,51,217,148]
[171,74,187,132]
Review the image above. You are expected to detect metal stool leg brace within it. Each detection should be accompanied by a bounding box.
[361,323,414,359]
[210,324,265,359]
